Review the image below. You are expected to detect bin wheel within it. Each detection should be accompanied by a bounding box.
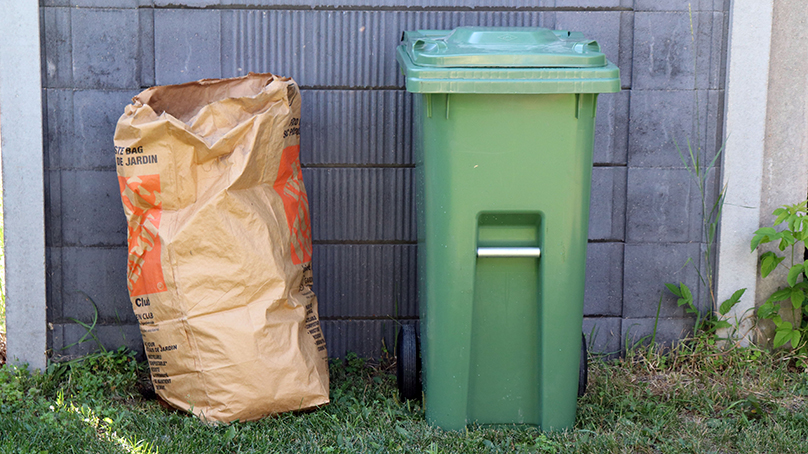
[578,333,588,397]
[396,324,421,400]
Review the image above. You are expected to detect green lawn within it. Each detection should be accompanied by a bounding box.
[1,339,807,453]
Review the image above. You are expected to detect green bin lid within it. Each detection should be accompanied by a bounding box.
[397,26,621,94]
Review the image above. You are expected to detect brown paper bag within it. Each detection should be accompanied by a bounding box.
[113,73,329,422]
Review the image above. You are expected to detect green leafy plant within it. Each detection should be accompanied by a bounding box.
[665,282,746,336]
[751,201,808,351]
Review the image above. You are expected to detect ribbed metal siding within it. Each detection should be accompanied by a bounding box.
[221,10,552,87]
[155,0,631,8]
[321,319,418,359]
[304,168,415,242]
[300,90,413,165]
[313,244,418,318]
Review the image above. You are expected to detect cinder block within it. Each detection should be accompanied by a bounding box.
[313,244,418,318]
[43,7,72,88]
[618,11,635,88]
[139,8,155,87]
[554,11,631,89]
[68,90,139,170]
[220,10,551,88]
[694,12,726,90]
[59,246,133,324]
[155,0,216,5]
[704,89,724,158]
[632,12,693,90]
[635,0,727,11]
[621,317,695,351]
[69,0,141,9]
[46,247,64,321]
[633,12,724,90]
[72,8,140,89]
[39,0,154,5]
[623,242,702,318]
[582,317,622,356]
[584,242,624,317]
[51,323,143,361]
[626,168,701,243]
[45,170,63,248]
[716,22,728,90]
[589,166,627,241]
[594,85,630,165]
[555,0,632,7]
[154,10,222,85]
[45,89,72,170]
[628,89,720,168]
[72,0,149,7]
[60,170,127,247]
[321,319,404,359]
[304,168,415,242]
[300,90,412,165]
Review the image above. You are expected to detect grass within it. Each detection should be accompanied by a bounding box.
[1,340,808,453]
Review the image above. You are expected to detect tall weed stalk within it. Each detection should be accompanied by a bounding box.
[665,5,744,335]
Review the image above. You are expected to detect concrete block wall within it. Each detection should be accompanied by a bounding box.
[40,0,728,359]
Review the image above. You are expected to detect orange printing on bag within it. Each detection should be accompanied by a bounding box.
[274,145,313,265]
[118,174,167,297]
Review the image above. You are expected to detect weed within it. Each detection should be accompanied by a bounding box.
[665,5,746,338]
[666,282,746,337]
[343,351,367,376]
[751,201,808,356]
[61,292,107,354]
[46,346,144,404]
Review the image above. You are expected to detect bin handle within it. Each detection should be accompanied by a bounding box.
[476,247,542,258]
[412,38,448,54]
[573,40,601,54]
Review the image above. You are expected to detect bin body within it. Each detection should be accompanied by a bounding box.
[398,27,620,431]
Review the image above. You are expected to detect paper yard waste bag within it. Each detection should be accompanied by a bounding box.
[114,73,329,422]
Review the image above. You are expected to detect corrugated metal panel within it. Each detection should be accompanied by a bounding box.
[322,319,417,359]
[313,244,418,318]
[221,9,552,87]
[300,90,413,165]
[155,0,631,9]
[303,167,415,241]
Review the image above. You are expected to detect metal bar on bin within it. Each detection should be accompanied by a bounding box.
[476,247,542,258]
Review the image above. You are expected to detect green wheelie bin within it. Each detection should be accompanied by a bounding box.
[395,26,620,431]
